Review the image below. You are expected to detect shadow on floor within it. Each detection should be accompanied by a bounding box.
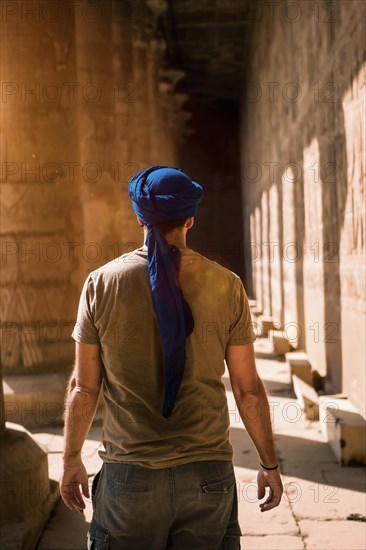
[230,427,366,492]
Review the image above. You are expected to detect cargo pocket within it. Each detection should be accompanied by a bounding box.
[87,518,110,550]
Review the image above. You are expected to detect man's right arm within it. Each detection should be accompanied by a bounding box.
[225,342,283,511]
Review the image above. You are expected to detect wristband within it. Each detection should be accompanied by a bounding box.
[260,462,279,471]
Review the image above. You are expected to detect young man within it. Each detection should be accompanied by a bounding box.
[61,166,283,550]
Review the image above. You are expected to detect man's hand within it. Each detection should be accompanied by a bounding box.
[257,467,283,512]
[60,459,90,514]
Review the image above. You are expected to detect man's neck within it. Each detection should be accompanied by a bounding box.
[143,230,187,249]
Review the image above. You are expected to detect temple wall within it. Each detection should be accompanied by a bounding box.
[240,0,366,416]
[0,2,83,374]
[0,0,183,376]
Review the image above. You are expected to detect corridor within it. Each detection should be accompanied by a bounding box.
[1,0,365,548]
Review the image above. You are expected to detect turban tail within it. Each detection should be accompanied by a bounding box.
[128,166,203,417]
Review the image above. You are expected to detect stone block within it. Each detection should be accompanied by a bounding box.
[0,236,19,284]
[0,423,59,550]
[0,184,68,235]
[3,373,68,428]
[292,375,319,421]
[292,365,313,386]
[285,351,310,367]
[319,396,366,466]
[251,307,263,317]
[3,373,104,429]
[319,395,355,440]
[258,315,279,337]
[19,237,74,283]
[268,329,293,356]
[285,351,313,386]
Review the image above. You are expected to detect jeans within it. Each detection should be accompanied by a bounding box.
[87,460,241,549]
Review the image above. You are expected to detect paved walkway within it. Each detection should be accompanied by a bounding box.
[34,342,366,549]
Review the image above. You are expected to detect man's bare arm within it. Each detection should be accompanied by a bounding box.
[61,342,102,513]
[225,343,283,511]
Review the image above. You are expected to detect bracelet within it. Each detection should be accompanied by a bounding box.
[260,462,279,471]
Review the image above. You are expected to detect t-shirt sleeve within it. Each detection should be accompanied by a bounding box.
[71,274,99,344]
[227,276,257,346]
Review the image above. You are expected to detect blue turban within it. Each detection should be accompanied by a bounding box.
[128,166,203,418]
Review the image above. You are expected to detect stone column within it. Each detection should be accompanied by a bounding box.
[145,0,168,163]
[254,205,263,310]
[303,138,326,374]
[282,169,300,346]
[260,190,271,316]
[158,69,186,165]
[130,14,152,169]
[269,183,284,326]
[111,0,143,251]
[74,1,125,270]
[174,97,192,155]
[0,367,5,437]
[0,1,76,545]
[249,211,257,298]
[146,37,166,163]
[0,2,83,377]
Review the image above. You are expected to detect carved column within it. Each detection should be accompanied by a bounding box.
[146,37,166,163]
[269,183,284,327]
[260,190,272,316]
[0,1,76,545]
[111,0,143,250]
[158,69,186,165]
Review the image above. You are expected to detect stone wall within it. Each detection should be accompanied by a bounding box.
[0,0,186,376]
[240,0,365,416]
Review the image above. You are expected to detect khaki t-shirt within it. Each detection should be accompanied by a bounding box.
[72,245,256,468]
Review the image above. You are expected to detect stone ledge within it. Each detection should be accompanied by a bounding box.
[3,373,69,429]
[292,374,319,421]
[250,307,263,318]
[3,372,103,429]
[319,396,366,466]
[285,350,310,367]
[286,352,324,391]
[258,315,280,337]
[268,329,294,356]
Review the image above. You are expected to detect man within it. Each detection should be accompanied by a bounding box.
[61,166,283,550]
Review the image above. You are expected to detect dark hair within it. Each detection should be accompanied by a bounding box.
[142,218,189,234]
[157,218,188,232]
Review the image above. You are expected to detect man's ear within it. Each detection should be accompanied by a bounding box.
[186,217,194,229]
[136,217,144,227]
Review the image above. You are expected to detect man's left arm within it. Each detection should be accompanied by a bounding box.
[61,342,102,513]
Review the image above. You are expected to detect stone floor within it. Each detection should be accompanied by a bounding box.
[34,344,366,550]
